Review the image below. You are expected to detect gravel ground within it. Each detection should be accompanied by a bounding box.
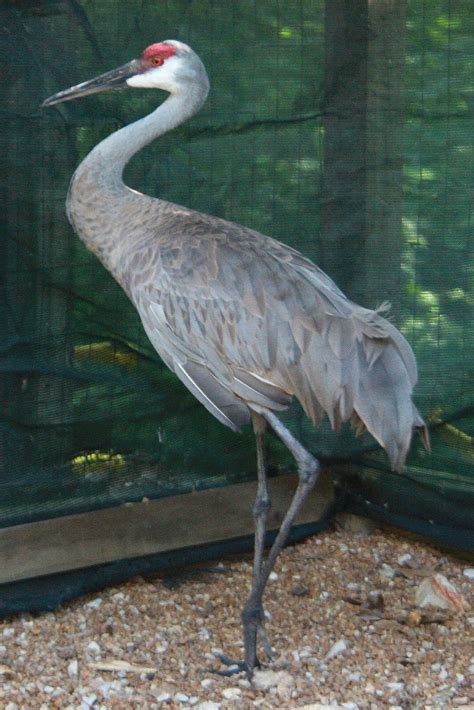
[0,525,472,709]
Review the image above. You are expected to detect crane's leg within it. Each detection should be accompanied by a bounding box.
[251,411,270,582]
[250,412,274,662]
[241,410,320,675]
[217,412,273,673]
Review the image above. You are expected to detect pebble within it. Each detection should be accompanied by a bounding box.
[387,681,404,691]
[379,563,396,578]
[196,703,221,710]
[253,669,294,697]
[415,574,467,611]
[269,571,278,581]
[222,687,241,699]
[176,691,191,702]
[325,639,348,660]
[154,692,171,702]
[86,641,101,656]
[67,660,79,679]
[85,597,103,609]
[398,553,413,566]
[463,568,474,580]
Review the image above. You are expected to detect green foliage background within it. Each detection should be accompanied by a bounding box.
[0,0,473,546]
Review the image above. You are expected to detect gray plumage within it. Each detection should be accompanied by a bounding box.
[43,39,429,673]
[54,38,427,472]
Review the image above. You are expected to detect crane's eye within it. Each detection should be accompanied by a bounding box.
[151,56,164,67]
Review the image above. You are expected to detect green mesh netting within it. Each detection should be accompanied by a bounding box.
[0,0,473,610]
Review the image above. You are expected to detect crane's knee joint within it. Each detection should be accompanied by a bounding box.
[298,456,320,487]
[253,495,271,517]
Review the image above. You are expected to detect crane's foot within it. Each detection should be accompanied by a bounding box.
[212,603,274,678]
[213,655,253,677]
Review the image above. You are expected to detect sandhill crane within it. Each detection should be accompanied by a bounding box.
[42,40,429,674]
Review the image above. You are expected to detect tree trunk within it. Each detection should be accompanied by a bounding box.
[321,0,405,320]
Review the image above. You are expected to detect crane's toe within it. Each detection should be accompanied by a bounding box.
[211,603,273,678]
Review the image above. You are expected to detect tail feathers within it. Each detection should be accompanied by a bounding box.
[354,339,416,471]
[351,328,428,471]
[293,309,428,472]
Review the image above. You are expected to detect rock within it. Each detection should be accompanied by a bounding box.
[175,691,190,702]
[222,687,241,699]
[415,574,469,612]
[85,597,103,609]
[367,590,384,610]
[379,563,396,579]
[253,669,294,698]
[154,692,171,702]
[398,553,413,566]
[348,671,361,682]
[463,568,474,580]
[67,660,79,679]
[269,571,278,581]
[406,610,423,627]
[387,681,404,691]
[196,703,221,710]
[325,639,348,661]
[86,641,101,656]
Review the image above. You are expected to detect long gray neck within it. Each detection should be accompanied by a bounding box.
[75,83,206,190]
[67,82,207,277]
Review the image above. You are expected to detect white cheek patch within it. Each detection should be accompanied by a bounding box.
[126,59,178,90]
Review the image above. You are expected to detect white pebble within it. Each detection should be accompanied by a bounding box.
[325,638,348,660]
[463,568,474,579]
[346,582,360,592]
[387,681,404,691]
[201,678,214,688]
[5,703,19,710]
[222,687,241,699]
[155,692,171,702]
[85,597,103,609]
[379,563,396,579]
[349,671,361,682]
[196,703,221,710]
[269,571,278,581]
[398,553,413,566]
[87,641,101,656]
[175,692,190,703]
[67,660,79,679]
[3,629,15,638]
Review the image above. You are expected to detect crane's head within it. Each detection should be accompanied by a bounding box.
[42,40,209,107]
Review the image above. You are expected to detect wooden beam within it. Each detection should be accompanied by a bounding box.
[0,472,333,585]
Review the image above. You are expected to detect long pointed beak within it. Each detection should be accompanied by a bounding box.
[42,59,142,107]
